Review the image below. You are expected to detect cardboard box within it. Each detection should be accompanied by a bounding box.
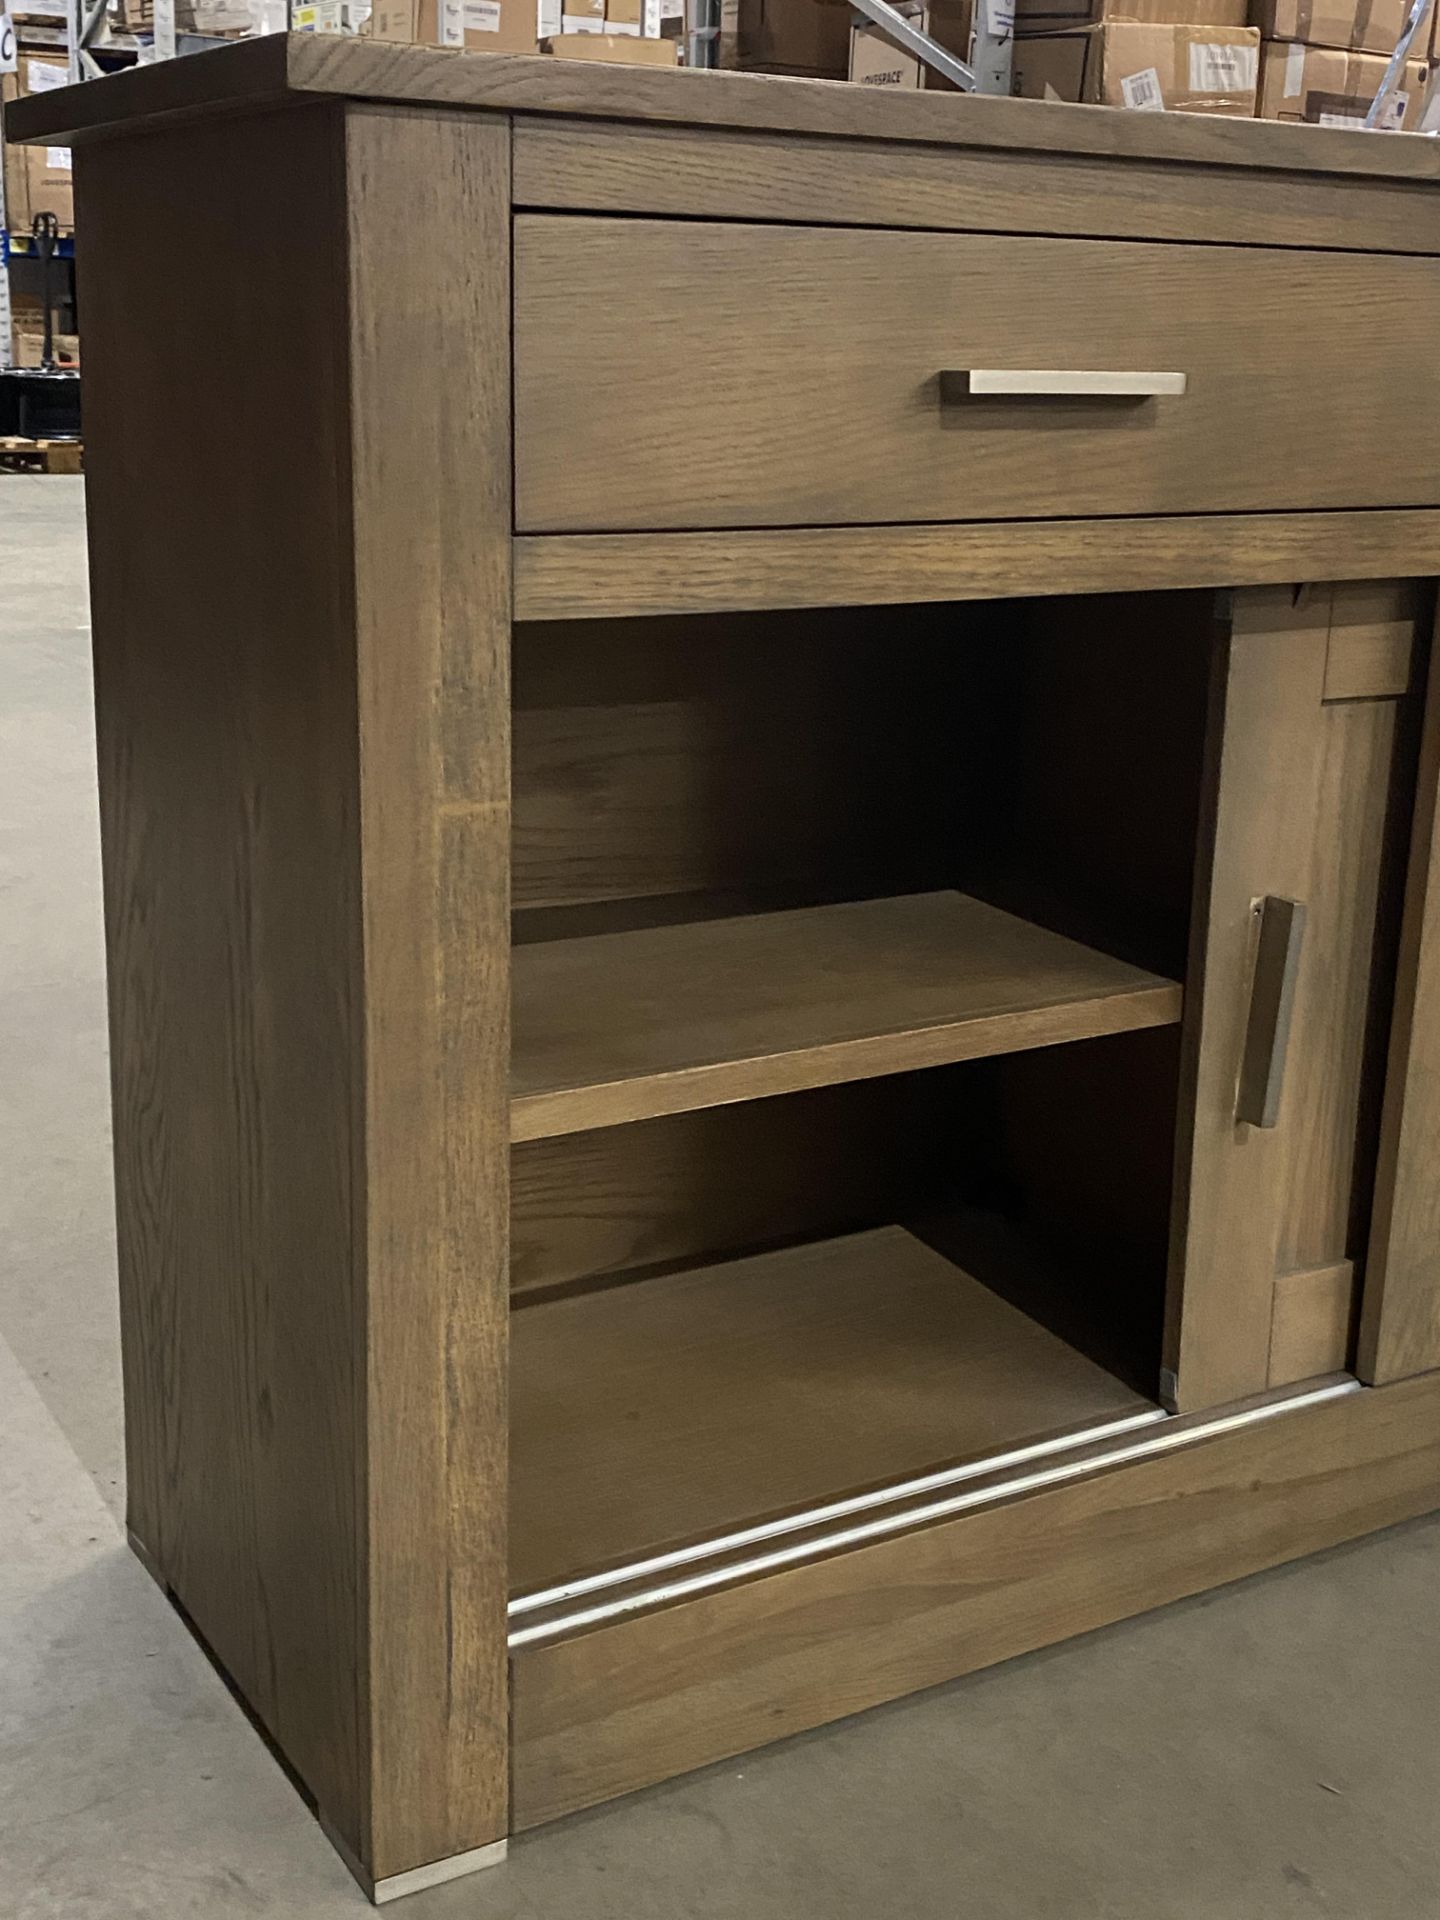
[291,0,369,29]
[1251,0,1410,59]
[560,0,605,29]
[850,4,931,83]
[605,0,664,33]
[546,25,678,53]
[1256,39,1426,126]
[10,329,81,370]
[1,57,74,233]
[718,0,851,74]
[1012,20,1260,108]
[369,0,547,49]
[1014,0,1247,35]
[848,0,979,84]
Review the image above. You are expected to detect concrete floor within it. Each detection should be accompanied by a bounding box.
[2,473,1438,1919]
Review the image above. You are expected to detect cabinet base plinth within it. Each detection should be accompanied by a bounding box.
[320,1816,508,1907]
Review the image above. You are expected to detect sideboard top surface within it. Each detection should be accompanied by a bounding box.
[9,31,1440,182]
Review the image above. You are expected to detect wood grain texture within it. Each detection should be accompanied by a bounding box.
[1167,590,1330,1413]
[513,117,1440,255]
[19,33,1440,177]
[3,28,290,142]
[509,1225,1151,1596]
[1324,579,1425,701]
[77,103,369,1852]
[513,512,1440,622]
[515,219,1440,533]
[1275,695,1405,1277]
[511,891,1182,1142]
[1269,1262,1355,1386]
[344,103,512,1878]
[83,98,514,1886]
[511,1079,938,1297]
[512,608,956,913]
[968,591,1211,981]
[1361,613,1440,1384]
[511,1370,1440,1829]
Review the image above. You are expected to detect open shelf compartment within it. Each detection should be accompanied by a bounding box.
[510,1222,1158,1604]
[508,589,1216,1631]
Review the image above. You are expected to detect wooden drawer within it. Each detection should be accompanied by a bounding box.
[514,217,1440,533]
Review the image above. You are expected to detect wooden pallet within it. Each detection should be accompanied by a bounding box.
[0,437,84,475]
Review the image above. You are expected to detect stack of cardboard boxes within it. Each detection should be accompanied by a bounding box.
[1,49,76,371]
[1252,0,1429,128]
[367,0,683,61]
[850,0,1429,119]
[1011,0,1260,110]
[720,0,851,75]
[848,0,978,86]
[848,0,1262,108]
[2,54,74,233]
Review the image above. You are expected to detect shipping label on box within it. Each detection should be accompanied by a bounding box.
[1187,37,1256,93]
[1120,63,1163,106]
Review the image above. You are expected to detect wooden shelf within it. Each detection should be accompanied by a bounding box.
[511,889,1182,1142]
[509,1224,1156,1599]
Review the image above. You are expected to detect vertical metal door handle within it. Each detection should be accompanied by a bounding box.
[1236,896,1307,1129]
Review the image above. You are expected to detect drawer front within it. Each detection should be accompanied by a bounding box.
[514,217,1440,533]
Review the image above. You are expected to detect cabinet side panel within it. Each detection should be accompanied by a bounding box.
[77,107,368,1841]
[344,103,512,1878]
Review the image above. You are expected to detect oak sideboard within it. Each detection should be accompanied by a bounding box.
[11,37,1440,1904]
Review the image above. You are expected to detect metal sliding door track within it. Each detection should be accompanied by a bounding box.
[508,1378,1361,1649]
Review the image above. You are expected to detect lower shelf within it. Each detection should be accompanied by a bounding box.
[509,1224,1155,1602]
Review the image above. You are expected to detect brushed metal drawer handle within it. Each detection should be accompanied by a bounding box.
[941,370,1188,399]
[1236,895,1307,1130]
